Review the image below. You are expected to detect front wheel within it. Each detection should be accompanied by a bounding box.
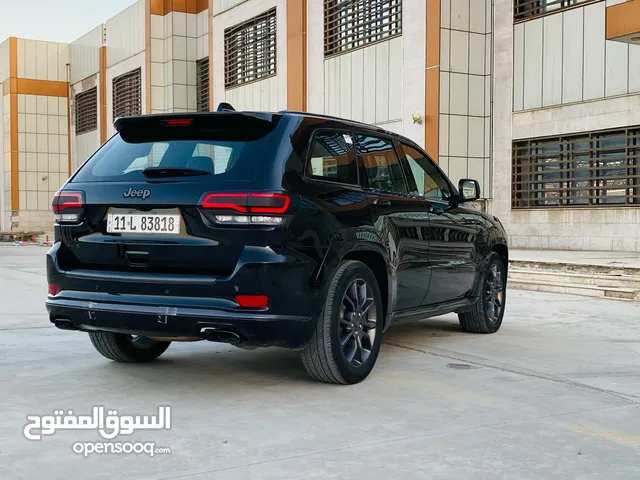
[89,332,171,363]
[301,260,384,384]
[458,252,506,334]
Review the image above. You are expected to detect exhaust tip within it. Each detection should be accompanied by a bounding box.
[200,327,242,345]
[53,318,77,330]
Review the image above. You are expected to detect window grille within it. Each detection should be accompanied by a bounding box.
[112,68,142,119]
[75,87,97,135]
[324,0,402,57]
[224,8,277,88]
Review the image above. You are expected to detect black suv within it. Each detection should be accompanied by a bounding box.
[46,105,508,384]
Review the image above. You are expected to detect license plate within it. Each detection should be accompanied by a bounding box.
[106,213,181,234]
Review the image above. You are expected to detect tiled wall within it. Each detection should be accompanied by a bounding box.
[513,0,640,111]
[439,0,492,197]
[106,0,145,67]
[197,9,209,62]
[214,0,287,111]
[70,25,104,84]
[1,94,9,231]
[150,11,200,113]
[16,94,69,228]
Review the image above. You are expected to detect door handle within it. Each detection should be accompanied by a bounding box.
[373,199,391,206]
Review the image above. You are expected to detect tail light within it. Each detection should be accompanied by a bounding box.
[199,192,291,225]
[52,190,85,223]
[48,283,61,296]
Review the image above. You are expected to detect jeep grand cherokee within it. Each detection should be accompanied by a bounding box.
[46,105,509,384]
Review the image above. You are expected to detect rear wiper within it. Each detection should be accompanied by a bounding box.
[141,167,211,178]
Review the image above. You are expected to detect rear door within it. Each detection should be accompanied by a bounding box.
[55,114,285,283]
[356,134,431,311]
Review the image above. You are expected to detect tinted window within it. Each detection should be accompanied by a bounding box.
[356,135,407,193]
[72,131,271,183]
[402,144,451,201]
[307,132,358,185]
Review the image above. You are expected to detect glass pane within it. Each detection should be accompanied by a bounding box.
[356,135,407,193]
[402,144,450,201]
[307,132,358,185]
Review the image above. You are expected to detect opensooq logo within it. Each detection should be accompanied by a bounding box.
[23,406,171,441]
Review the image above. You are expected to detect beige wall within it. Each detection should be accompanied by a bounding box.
[0,40,9,83]
[213,0,287,111]
[492,0,640,253]
[513,0,640,111]
[70,76,101,171]
[106,0,145,68]
[70,25,105,84]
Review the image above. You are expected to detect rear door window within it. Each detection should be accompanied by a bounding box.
[307,131,358,185]
[355,134,408,194]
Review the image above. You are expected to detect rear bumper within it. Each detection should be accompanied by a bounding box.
[46,295,315,348]
[46,241,324,349]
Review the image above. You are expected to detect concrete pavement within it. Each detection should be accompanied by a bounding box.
[1,246,639,479]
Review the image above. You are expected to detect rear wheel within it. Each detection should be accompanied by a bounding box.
[88,332,171,363]
[458,252,506,334]
[301,260,384,384]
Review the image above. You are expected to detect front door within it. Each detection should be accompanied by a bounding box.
[356,134,431,311]
[398,143,481,305]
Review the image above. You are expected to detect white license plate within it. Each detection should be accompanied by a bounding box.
[106,213,181,234]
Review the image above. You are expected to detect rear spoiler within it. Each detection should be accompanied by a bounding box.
[114,106,280,142]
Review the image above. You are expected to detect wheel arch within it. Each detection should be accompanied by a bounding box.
[491,242,509,275]
[340,248,391,328]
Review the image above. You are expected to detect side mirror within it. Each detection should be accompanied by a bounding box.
[458,179,481,203]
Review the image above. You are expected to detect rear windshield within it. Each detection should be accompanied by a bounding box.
[72,120,277,183]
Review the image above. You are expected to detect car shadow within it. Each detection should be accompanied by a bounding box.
[93,314,472,388]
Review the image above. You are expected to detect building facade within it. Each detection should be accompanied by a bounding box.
[1,0,639,252]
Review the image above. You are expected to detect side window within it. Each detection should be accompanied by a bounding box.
[356,135,407,194]
[402,144,451,201]
[307,131,358,185]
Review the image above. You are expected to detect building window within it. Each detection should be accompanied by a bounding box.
[324,0,402,58]
[196,58,210,112]
[512,127,640,208]
[75,87,98,135]
[224,8,277,89]
[514,0,595,22]
[112,68,142,119]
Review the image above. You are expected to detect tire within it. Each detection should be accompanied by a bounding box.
[301,260,384,385]
[458,252,506,334]
[88,332,171,363]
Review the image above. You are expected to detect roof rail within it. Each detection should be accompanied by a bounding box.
[217,102,236,112]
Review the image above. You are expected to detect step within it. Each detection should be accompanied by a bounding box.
[509,268,640,290]
[510,260,640,277]
[508,278,640,300]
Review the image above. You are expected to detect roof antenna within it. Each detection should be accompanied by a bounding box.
[217,102,236,112]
